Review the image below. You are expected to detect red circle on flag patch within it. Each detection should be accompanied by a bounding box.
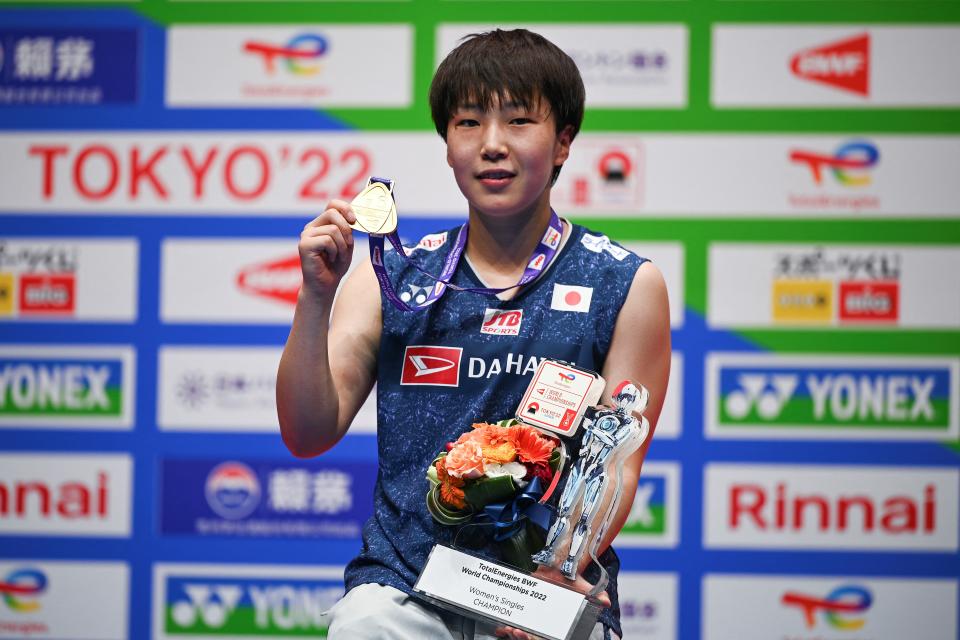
[565,291,582,306]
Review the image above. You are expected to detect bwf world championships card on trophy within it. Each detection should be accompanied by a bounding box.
[415,360,651,640]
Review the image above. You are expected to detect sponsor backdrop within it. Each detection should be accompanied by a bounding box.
[0,1,957,639]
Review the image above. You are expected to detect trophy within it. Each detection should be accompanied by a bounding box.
[415,360,651,640]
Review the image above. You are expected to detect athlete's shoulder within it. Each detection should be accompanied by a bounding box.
[571,223,648,267]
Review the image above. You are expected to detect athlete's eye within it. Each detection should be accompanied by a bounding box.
[456,118,479,127]
[511,117,532,125]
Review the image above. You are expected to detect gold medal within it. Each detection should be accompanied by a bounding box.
[349,179,398,235]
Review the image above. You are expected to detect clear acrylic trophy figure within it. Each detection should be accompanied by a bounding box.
[415,359,651,640]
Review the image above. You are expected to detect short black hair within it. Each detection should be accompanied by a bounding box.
[429,29,585,141]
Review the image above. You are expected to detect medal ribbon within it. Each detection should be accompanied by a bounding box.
[365,177,565,312]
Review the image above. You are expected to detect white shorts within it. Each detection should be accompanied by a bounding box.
[327,583,614,639]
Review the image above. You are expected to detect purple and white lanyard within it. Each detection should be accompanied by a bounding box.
[365,177,565,312]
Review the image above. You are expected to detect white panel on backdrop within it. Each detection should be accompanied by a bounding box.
[437,24,688,107]
[615,461,680,548]
[704,353,960,441]
[0,560,129,640]
[152,563,345,640]
[166,25,413,107]
[158,346,282,431]
[702,575,958,640]
[704,464,960,551]
[708,244,960,329]
[0,345,135,429]
[620,242,684,328]
[617,573,678,639]
[0,453,132,536]
[4,133,959,217]
[713,26,960,107]
[653,353,683,439]
[0,238,138,322]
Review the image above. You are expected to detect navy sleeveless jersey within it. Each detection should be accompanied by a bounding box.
[343,222,648,637]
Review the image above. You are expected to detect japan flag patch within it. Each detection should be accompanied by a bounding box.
[551,284,593,313]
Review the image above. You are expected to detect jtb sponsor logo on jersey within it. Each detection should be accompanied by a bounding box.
[400,346,462,387]
[703,575,958,640]
[0,346,135,429]
[153,564,344,639]
[159,458,375,539]
[481,309,523,336]
[704,464,959,550]
[706,353,959,440]
[616,462,680,548]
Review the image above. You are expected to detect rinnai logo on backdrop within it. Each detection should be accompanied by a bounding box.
[772,247,901,325]
[782,584,873,631]
[789,140,880,212]
[0,242,79,318]
[481,309,523,336]
[244,34,328,76]
[401,346,462,386]
[708,354,958,440]
[236,254,301,306]
[0,453,132,536]
[155,566,344,639]
[790,33,870,97]
[704,465,960,550]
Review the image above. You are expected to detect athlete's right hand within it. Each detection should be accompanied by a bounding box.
[298,200,357,302]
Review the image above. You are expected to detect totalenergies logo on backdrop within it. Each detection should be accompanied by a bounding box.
[790,33,870,97]
[244,34,329,76]
[790,140,880,187]
[0,568,47,613]
[782,584,872,631]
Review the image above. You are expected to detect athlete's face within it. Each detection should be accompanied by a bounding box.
[445,95,572,219]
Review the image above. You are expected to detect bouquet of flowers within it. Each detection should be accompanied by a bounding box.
[425,419,565,571]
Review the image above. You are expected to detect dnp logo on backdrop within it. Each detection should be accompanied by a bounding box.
[0,561,129,640]
[0,28,138,105]
[160,459,376,538]
[702,575,958,640]
[0,346,135,429]
[152,564,344,639]
[616,573,678,639]
[615,462,680,547]
[705,354,959,440]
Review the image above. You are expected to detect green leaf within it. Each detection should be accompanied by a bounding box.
[425,485,473,526]
[463,475,517,510]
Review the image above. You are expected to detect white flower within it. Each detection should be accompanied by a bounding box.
[484,462,528,483]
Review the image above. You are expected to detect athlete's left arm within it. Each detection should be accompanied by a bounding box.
[589,260,672,565]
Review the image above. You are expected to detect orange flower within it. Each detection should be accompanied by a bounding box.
[439,480,467,510]
[482,441,517,464]
[436,457,464,488]
[444,441,486,479]
[513,426,556,465]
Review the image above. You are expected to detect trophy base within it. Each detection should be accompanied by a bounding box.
[414,545,603,640]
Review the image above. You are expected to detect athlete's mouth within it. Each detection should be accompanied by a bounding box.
[476,169,517,180]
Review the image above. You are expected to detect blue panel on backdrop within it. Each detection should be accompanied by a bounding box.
[0,28,138,105]
[159,458,377,539]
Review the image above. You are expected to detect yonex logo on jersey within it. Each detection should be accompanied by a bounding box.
[401,346,462,387]
[481,309,523,336]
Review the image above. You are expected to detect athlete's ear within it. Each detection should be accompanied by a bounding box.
[554,125,574,166]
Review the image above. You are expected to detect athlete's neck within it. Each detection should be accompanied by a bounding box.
[465,202,555,285]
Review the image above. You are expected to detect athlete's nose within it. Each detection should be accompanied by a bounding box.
[480,123,508,161]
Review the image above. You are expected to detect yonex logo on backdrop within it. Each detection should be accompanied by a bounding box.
[400,346,462,387]
[244,34,329,75]
[622,476,667,536]
[0,568,47,612]
[782,584,872,630]
[790,33,869,96]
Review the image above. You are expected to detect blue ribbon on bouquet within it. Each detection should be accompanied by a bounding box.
[475,477,553,542]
